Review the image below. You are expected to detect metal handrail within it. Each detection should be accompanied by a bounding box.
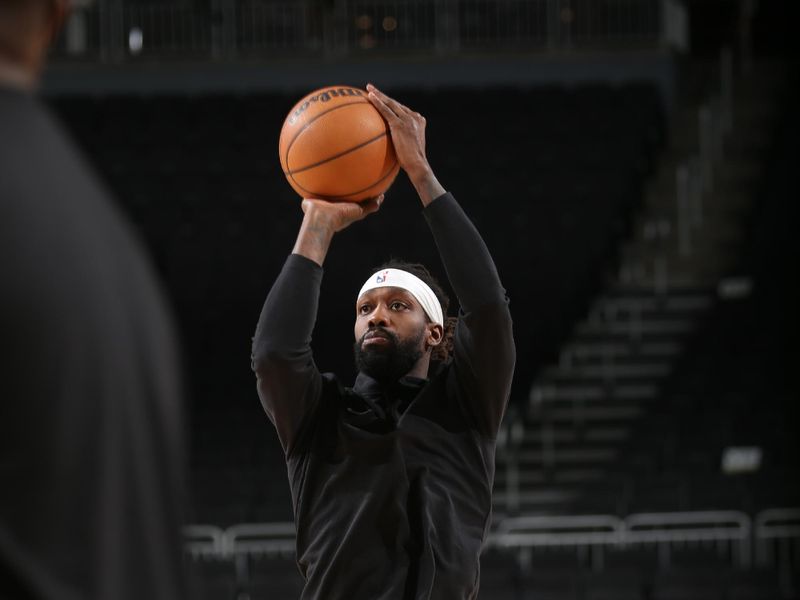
[491,514,624,547]
[754,507,800,537]
[753,507,800,568]
[183,524,225,558]
[222,521,296,557]
[184,508,795,564]
[625,510,751,534]
[623,510,752,568]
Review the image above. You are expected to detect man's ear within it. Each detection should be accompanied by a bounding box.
[425,323,444,348]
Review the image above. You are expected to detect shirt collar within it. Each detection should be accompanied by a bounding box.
[352,371,426,400]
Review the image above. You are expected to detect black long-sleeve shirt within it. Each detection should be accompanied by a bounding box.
[252,192,515,599]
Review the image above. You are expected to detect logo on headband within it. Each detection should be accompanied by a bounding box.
[376,270,389,284]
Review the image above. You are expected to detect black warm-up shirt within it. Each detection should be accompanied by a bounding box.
[251,193,515,599]
[0,87,186,599]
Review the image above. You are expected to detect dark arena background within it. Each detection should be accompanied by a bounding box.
[42,0,798,598]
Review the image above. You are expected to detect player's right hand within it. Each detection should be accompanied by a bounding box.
[300,195,383,233]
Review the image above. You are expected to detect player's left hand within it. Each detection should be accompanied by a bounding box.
[366,84,430,181]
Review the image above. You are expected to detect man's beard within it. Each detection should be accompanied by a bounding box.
[353,326,425,383]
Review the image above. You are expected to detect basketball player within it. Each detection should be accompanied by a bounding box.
[1,1,186,598]
[252,84,515,598]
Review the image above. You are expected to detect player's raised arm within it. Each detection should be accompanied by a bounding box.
[367,84,515,436]
[252,195,382,453]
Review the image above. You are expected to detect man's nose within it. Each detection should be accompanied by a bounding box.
[368,305,389,328]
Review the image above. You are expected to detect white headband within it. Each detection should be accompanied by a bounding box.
[357,268,444,326]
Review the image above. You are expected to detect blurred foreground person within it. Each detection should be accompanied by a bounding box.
[252,85,515,598]
[0,1,187,598]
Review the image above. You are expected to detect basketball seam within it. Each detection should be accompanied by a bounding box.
[289,158,398,200]
[283,99,370,171]
[287,132,388,175]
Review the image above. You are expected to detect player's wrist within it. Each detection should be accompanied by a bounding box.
[408,167,445,207]
[302,205,338,234]
[405,160,433,185]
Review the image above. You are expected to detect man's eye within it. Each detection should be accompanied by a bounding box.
[391,302,407,311]
[359,305,371,315]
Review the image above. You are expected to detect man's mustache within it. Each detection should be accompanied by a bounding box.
[359,327,398,347]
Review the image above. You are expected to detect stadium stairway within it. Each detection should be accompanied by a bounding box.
[493,59,789,521]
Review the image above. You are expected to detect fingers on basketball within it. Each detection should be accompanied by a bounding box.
[280,86,400,203]
[368,85,410,117]
[361,195,383,217]
[367,91,396,121]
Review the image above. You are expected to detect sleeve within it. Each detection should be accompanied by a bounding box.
[423,193,516,438]
[251,253,324,455]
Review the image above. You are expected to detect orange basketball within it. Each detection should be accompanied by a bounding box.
[278,85,400,202]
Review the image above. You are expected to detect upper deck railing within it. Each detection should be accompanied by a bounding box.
[52,0,688,63]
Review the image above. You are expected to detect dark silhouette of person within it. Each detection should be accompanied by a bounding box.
[0,2,187,598]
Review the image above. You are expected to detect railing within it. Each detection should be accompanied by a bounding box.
[52,0,688,62]
[183,522,296,559]
[754,507,800,574]
[488,511,753,571]
[183,524,225,559]
[122,5,212,56]
[223,522,296,558]
[624,510,752,568]
[185,509,795,568]
[182,509,796,598]
[492,514,624,571]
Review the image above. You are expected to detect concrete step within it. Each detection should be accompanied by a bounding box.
[540,362,672,384]
[617,252,741,286]
[624,238,746,264]
[617,271,729,289]
[643,171,757,206]
[575,319,692,336]
[637,203,752,232]
[504,446,619,466]
[619,241,744,271]
[589,292,713,317]
[516,426,631,456]
[571,325,691,345]
[492,478,632,499]
[603,286,713,299]
[584,426,631,443]
[534,403,647,426]
[492,466,622,488]
[583,304,704,326]
[642,186,756,223]
[530,381,660,404]
[514,425,631,446]
[491,489,624,515]
[586,294,713,322]
[616,256,735,285]
[491,489,579,507]
[558,341,685,368]
[620,227,746,263]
